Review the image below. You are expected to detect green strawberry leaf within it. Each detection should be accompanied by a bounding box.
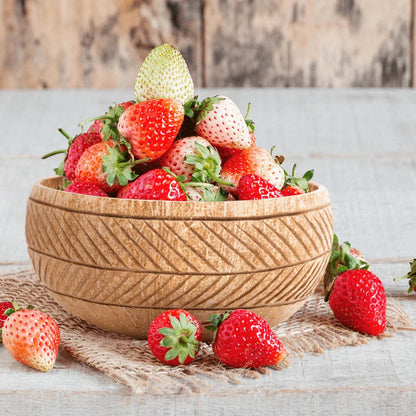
[102,144,139,187]
[195,96,224,124]
[324,233,370,301]
[394,258,416,293]
[284,164,314,193]
[54,160,65,176]
[244,102,255,133]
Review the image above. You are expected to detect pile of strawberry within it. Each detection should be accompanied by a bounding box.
[45,44,313,201]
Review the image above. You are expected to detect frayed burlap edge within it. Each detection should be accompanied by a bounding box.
[0,268,413,395]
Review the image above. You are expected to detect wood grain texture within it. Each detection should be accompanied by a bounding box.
[0,0,202,88]
[0,0,413,88]
[204,0,412,87]
[25,177,333,338]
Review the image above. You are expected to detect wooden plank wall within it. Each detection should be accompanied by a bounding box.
[0,0,413,88]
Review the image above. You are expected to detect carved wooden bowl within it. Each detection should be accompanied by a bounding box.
[25,177,333,340]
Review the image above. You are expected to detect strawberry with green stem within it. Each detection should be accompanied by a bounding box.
[280,163,314,195]
[183,141,235,187]
[42,128,102,179]
[220,146,286,195]
[394,259,416,293]
[207,309,287,368]
[116,167,213,201]
[325,234,386,336]
[118,98,185,161]
[2,303,60,372]
[0,301,14,342]
[75,141,147,194]
[147,309,202,366]
[194,96,253,150]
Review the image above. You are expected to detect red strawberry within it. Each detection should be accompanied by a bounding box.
[64,181,109,197]
[207,309,287,368]
[117,98,184,161]
[75,141,136,194]
[282,164,314,195]
[117,168,187,201]
[0,301,14,338]
[195,96,252,150]
[220,146,285,194]
[87,119,105,137]
[159,136,212,181]
[394,259,416,293]
[148,309,202,366]
[64,132,102,181]
[87,101,135,140]
[216,132,256,163]
[238,174,283,200]
[2,308,60,372]
[281,186,304,196]
[328,269,386,336]
[325,235,386,336]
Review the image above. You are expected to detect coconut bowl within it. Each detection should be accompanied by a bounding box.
[25,177,333,340]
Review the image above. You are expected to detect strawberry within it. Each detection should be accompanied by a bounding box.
[2,307,60,372]
[147,309,202,366]
[63,132,102,181]
[159,136,213,182]
[117,168,187,201]
[394,259,416,293]
[207,309,287,368]
[0,301,14,341]
[75,141,139,194]
[64,181,109,197]
[216,131,256,163]
[42,129,102,180]
[85,101,135,142]
[281,186,304,196]
[220,146,285,194]
[195,96,253,150]
[135,44,195,104]
[117,99,184,161]
[325,235,386,336]
[281,164,314,195]
[238,174,283,200]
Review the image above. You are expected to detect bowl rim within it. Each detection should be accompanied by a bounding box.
[28,176,331,220]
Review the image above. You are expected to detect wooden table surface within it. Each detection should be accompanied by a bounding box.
[0,89,415,415]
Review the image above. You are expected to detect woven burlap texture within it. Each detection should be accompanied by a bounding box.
[0,268,413,395]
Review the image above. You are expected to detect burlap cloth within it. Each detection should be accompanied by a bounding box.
[0,268,413,395]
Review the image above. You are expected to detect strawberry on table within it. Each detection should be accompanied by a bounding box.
[220,146,285,194]
[394,259,416,293]
[207,309,287,368]
[64,181,109,197]
[148,309,202,366]
[134,44,194,104]
[75,141,140,194]
[238,174,283,200]
[195,96,253,150]
[325,234,386,336]
[117,98,184,161]
[2,305,60,372]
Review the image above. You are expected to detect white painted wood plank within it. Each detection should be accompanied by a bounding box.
[1,89,416,157]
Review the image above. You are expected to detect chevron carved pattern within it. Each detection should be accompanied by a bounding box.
[25,178,333,337]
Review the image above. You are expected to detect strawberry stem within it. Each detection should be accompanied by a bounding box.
[42,149,67,159]
[58,128,73,143]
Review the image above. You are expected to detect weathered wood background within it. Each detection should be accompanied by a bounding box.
[0,0,414,88]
